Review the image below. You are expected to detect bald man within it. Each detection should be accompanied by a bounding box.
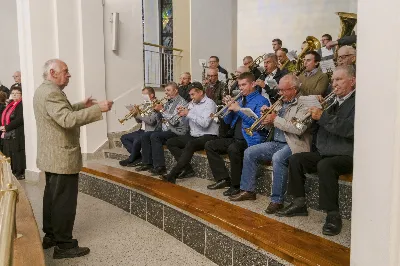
[34,59,113,259]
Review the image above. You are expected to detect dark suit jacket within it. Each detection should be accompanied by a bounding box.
[218,65,228,80]
[258,68,288,103]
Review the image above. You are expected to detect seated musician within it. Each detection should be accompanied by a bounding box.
[178,72,192,102]
[298,51,329,96]
[205,72,269,197]
[208,56,228,82]
[276,66,356,237]
[255,53,288,103]
[229,75,312,213]
[163,82,219,183]
[204,68,226,106]
[119,87,161,167]
[136,82,188,175]
[243,56,262,79]
[277,48,296,73]
[229,65,249,96]
[337,46,356,67]
[320,34,336,74]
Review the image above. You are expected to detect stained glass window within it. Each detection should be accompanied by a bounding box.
[160,0,173,84]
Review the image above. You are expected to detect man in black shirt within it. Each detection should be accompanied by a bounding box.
[178,72,192,101]
[208,56,228,81]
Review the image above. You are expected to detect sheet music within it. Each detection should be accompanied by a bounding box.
[240,108,258,119]
[266,79,278,88]
[300,95,323,108]
[320,59,336,74]
[287,50,297,61]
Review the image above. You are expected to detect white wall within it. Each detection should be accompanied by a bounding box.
[103,0,145,132]
[237,0,357,66]
[0,0,20,88]
[190,0,237,81]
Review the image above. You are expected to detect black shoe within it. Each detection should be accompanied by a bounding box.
[275,202,309,217]
[177,168,195,179]
[53,246,90,259]
[161,173,176,184]
[150,166,167,176]
[136,164,152,172]
[119,159,132,166]
[207,179,231,190]
[16,174,25,180]
[127,159,142,167]
[322,214,342,236]
[223,187,240,196]
[42,236,56,249]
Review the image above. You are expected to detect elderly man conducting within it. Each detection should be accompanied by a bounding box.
[277,66,356,237]
[229,75,312,213]
[34,59,113,259]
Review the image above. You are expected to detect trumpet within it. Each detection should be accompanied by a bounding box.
[118,97,168,125]
[248,54,266,71]
[244,96,284,136]
[163,101,191,126]
[291,92,337,131]
[210,91,243,123]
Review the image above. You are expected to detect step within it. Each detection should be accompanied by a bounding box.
[80,162,350,266]
[103,147,353,220]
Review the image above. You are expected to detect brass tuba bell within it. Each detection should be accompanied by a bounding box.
[337,12,357,40]
[295,36,321,75]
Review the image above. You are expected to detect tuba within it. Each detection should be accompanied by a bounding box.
[334,12,357,61]
[295,36,321,76]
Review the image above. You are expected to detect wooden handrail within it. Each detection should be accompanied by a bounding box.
[143,42,183,52]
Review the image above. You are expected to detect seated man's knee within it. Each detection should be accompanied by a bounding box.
[121,134,129,142]
[150,133,161,142]
[227,143,241,155]
[204,140,215,152]
[317,159,336,176]
[289,153,302,166]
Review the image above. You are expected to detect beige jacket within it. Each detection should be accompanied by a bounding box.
[273,95,313,154]
[33,80,103,174]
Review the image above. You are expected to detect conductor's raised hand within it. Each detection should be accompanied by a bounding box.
[84,96,97,108]
[98,100,114,112]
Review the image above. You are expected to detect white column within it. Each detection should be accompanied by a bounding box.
[351,0,400,265]
[16,0,108,181]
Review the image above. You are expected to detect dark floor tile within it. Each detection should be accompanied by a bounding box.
[131,191,147,220]
[182,215,205,255]
[205,227,233,266]
[233,241,271,266]
[164,206,183,241]
[146,198,164,229]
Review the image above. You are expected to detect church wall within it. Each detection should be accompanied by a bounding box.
[0,0,20,88]
[236,0,357,66]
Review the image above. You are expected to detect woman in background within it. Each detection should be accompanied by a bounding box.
[1,87,26,179]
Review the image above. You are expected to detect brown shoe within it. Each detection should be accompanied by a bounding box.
[264,202,284,214]
[228,191,256,201]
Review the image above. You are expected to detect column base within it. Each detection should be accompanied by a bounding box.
[25,169,44,183]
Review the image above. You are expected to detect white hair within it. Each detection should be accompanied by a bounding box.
[42,59,61,79]
[281,74,301,90]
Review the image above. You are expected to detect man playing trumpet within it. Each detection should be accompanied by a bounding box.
[119,87,162,167]
[229,75,312,215]
[136,82,188,175]
[205,72,269,197]
[163,82,219,183]
[277,66,356,237]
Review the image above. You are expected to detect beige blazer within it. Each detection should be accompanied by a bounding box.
[273,95,313,154]
[33,80,103,174]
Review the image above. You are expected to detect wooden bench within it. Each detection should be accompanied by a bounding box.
[82,163,350,266]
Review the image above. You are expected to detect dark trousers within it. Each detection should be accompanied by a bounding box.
[3,138,26,177]
[43,172,79,249]
[141,130,177,168]
[120,129,144,162]
[166,134,218,176]
[204,138,247,187]
[287,152,353,212]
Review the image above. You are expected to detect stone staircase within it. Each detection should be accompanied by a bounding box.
[79,133,352,265]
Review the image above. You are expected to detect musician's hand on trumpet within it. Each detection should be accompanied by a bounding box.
[261,113,277,125]
[309,107,323,121]
[227,101,240,112]
[153,103,164,112]
[177,105,189,117]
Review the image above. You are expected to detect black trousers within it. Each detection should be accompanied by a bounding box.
[43,172,79,249]
[120,129,144,162]
[166,134,218,176]
[141,130,177,168]
[204,138,247,187]
[287,152,353,212]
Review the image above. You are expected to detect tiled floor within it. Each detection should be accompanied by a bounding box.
[21,178,216,266]
[86,158,351,248]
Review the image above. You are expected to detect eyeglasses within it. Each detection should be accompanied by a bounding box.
[11,93,21,95]
[208,61,217,63]
[277,87,295,93]
[207,74,218,77]
[337,54,355,60]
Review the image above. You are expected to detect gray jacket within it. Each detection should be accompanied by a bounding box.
[272,95,315,154]
[134,102,161,132]
[162,95,188,135]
